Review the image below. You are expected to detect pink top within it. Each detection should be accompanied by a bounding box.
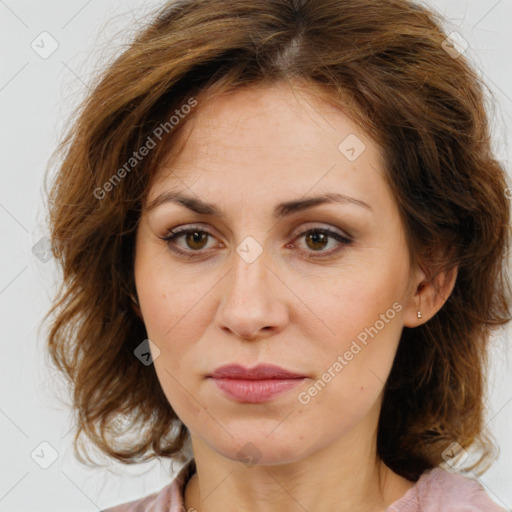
[101,458,508,512]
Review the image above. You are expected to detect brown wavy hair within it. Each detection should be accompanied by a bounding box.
[44,0,511,481]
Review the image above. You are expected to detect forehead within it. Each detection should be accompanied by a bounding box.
[146,81,389,216]
[157,82,363,167]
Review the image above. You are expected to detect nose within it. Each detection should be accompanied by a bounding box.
[214,248,289,341]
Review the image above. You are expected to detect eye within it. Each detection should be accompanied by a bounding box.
[289,227,353,258]
[161,224,352,258]
[162,225,219,256]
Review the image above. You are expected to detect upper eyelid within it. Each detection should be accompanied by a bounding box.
[291,223,351,239]
[163,223,353,248]
[164,222,351,239]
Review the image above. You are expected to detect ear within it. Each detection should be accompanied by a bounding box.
[403,262,458,328]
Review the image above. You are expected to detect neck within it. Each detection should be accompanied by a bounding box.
[184,423,414,512]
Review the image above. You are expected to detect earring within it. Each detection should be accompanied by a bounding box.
[417,310,422,319]
[130,293,139,306]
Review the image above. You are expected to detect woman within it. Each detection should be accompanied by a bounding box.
[45,0,511,510]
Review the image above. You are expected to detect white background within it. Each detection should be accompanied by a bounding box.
[1,0,511,510]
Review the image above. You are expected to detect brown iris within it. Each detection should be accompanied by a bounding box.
[305,231,328,251]
[185,231,209,250]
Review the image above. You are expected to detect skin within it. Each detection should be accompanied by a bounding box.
[133,79,457,512]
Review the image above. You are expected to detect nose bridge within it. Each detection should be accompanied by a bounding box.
[226,236,271,306]
[226,205,273,289]
[215,236,287,339]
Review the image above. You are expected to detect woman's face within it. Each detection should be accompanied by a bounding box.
[134,81,423,465]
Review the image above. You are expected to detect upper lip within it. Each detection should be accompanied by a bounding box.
[208,364,306,380]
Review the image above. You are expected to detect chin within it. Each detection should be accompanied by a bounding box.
[207,429,310,467]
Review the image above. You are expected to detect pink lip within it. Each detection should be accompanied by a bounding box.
[207,364,307,403]
[209,363,306,380]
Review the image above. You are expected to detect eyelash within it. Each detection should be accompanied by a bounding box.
[161,224,353,259]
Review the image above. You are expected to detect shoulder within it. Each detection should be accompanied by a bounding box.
[101,458,196,512]
[388,466,508,512]
[100,484,172,512]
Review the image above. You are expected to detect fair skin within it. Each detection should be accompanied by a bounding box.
[133,80,457,512]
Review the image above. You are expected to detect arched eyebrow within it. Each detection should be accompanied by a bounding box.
[144,191,373,219]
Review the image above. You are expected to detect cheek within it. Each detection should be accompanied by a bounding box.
[295,261,406,401]
[298,261,404,351]
[134,240,204,339]
[134,252,219,398]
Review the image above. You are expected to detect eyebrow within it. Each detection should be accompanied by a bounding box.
[144,191,373,218]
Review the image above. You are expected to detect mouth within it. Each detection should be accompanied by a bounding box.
[207,363,307,403]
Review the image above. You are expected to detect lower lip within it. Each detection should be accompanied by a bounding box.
[209,377,305,403]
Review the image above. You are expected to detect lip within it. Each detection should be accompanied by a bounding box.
[209,363,306,380]
[207,364,307,403]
